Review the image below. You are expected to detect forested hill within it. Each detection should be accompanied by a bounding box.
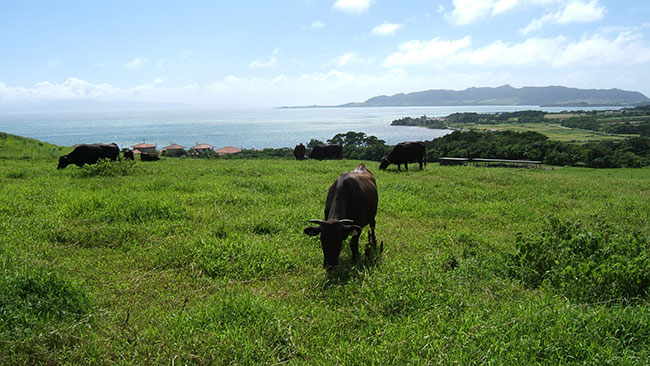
[342,85,649,107]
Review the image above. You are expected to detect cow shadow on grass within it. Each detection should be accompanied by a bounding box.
[323,240,384,287]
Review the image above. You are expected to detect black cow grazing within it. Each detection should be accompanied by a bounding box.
[140,152,160,161]
[293,143,306,160]
[57,143,119,169]
[123,149,135,160]
[309,143,342,160]
[304,164,379,269]
[379,141,426,171]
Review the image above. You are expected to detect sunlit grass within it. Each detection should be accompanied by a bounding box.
[1,143,649,364]
[450,122,627,142]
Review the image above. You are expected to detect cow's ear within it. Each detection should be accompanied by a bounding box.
[342,225,361,238]
[304,226,321,236]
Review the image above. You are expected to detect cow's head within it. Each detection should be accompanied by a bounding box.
[304,219,361,269]
[379,156,390,170]
[57,156,69,169]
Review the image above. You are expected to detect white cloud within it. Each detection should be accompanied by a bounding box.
[555,0,605,24]
[0,77,198,102]
[521,0,606,34]
[325,52,366,68]
[249,49,279,69]
[311,20,326,29]
[44,57,62,70]
[383,29,650,68]
[123,57,149,69]
[446,0,503,25]
[493,0,521,15]
[371,21,403,36]
[332,0,374,15]
[383,37,473,67]
[447,0,605,27]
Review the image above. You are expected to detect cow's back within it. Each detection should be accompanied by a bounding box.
[389,141,425,163]
[325,165,377,227]
[97,143,119,160]
[309,144,342,160]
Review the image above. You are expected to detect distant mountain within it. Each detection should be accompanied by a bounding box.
[340,85,649,107]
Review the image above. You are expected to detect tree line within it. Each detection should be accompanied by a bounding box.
[425,130,650,168]
[221,129,650,168]
[394,106,650,138]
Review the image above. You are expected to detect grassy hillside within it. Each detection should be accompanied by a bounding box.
[0,132,68,160]
[1,134,649,364]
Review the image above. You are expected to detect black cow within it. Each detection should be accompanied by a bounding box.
[304,164,379,269]
[57,143,119,169]
[140,152,160,161]
[293,143,306,160]
[309,143,342,160]
[123,149,135,160]
[379,141,426,171]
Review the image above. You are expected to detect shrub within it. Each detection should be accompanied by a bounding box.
[510,218,650,303]
[76,158,137,177]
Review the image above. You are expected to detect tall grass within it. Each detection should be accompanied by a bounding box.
[0,146,649,364]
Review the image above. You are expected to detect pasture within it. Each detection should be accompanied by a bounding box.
[1,139,649,364]
[449,122,629,142]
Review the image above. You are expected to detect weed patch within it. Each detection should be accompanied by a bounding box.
[0,268,92,331]
[74,158,137,177]
[510,217,650,303]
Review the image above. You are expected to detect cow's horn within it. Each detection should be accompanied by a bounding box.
[337,219,354,224]
[309,219,325,225]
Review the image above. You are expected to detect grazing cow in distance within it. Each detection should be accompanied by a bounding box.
[57,143,119,169]
[379,141,426,171]
[309,143,342,160]
[304,164,379,269]
[140,152,160,161]
[123,149,135,160]
[293,143,306,160]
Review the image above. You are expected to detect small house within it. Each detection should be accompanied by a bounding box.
[188,143,216,156]
[162,143,186,157]
[132,142,157,154]
[215,146,243,155]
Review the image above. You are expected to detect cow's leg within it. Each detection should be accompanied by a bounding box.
[350,234,360,263]
[419,159,423,170]
[397,163,401,170]
[405,162,408,171]
[366,221,377,259]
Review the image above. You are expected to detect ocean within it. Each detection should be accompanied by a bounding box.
[0,105,620,150]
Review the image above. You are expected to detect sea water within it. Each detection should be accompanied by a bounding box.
[0,105,620,149]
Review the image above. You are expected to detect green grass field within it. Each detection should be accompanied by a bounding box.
[448,122,629,142]
[1,134,649,364]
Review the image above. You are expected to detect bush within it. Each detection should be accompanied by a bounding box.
[510,218,650,303]
[75,158,137,177]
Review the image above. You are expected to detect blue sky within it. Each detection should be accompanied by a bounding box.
[1,0,649,108]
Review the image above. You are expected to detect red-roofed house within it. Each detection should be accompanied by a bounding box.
[188,143,215,156]
[162,143,186,157]
[132,142,157,153]
[215,146,243,155]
